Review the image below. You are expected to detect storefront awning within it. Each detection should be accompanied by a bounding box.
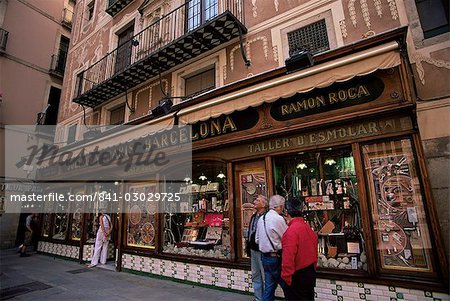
[178,41,401,124]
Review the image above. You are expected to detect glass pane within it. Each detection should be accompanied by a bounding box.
[125,184,157,249]
[362,138,433,271]
[42,213,51,237]
[239,170,267,258]
[205,0,218,20]
[273,146,367,271]
[163,161,231,259]
[187,0,201,31]
[52,213,68,240]
[71,206,82,241]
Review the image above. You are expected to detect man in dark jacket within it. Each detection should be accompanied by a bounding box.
[246,195,267,301]
[281,198,318,300]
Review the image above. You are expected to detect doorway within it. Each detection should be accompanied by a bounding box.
[233,160,267,260]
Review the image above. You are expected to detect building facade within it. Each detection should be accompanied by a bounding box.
[0,0,73,249]
[36,0,449,299]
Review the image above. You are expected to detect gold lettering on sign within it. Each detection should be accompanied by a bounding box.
[223,116,237,133]
[281,84,371,116]
[328,85,370,104]
[192,116,238,140]
[248,120,389,154]
[281,96,326,115]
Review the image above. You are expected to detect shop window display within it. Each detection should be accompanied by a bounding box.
[162,161,231,259]
[362,138,433,272]
[240,170,267,258]
[41,213,51,237]
[273,147,367,271]
[52,213,68,240]
[125,184,157,249]
[70,190,84,241]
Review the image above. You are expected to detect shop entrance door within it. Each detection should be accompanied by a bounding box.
[234,160,268,259]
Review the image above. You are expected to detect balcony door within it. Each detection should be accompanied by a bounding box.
[115,23,134,74]
[186,0,218,32]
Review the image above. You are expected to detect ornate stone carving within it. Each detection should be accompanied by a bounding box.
[360,0,371,29]
[348,0,357,27]
[339,20,348,39]
[274,0,279,12]
[387,0,398,20]
[272,45,279,62]
[414,54,450,85]
[135,79,169,113]
[252,0,257,18]
[373,0,383,17]
[230,36,269,71]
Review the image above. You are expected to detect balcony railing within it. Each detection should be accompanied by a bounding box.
[0,28,9,53]
[62,8,73,29]
[49,51,68,77]
[74,0,245,107]
[106,0,134,17]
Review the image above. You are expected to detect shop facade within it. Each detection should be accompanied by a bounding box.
[37,35,449,299]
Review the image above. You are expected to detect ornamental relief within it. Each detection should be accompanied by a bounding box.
[342,0,399,39]
[414,54,450,86]
[134,79,169,115]
[63,28,109,119]
[230,36,270,72]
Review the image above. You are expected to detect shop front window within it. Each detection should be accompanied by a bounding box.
[125,184,157,249]
[362,138,434,272]
[238,168,267,258]
[42,213,51,237]
[70,189,84,241]
[273,146,367,271]
[52,213,68,240]
[162,161,231,259]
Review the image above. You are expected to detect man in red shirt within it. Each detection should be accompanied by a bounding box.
[281,198,318,300]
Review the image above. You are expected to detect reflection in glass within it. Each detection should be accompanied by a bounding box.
[363,138,433,272]
[273,147,367,271]
[52,213,68,240]
[163,161,231,259]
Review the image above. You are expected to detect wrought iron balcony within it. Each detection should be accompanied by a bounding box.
[61,8,73,29]
[0,28,9,53]
[49,51,68,77]
[74,0,246,107]
[106,0,134,17]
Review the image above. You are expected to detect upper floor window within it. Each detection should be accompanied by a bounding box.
[67,124,77,144]
[415,0,449,38]
[287,19,329,56]
[187,0,218,31]
[109,104,126,125]
[185,66,215,97]
[115,22,135,74]
[87,0,95,21]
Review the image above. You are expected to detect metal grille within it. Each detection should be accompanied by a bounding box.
[287,20,329,55]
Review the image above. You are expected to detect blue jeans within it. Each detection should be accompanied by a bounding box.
[261,254,288,301]
[251,249,264,301]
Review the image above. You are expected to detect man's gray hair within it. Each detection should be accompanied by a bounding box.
[269,195,285,209]
[258,195,268,206]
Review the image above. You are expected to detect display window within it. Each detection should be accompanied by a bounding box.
[273,146,368,271]
[41,213,51,237]
[52,213,69,240]
[238,168,267,258]
[162,160,231,259]
[362,138,434,272]
[70,189,84,241]
[70,208,82,241]
[125,184,158,249]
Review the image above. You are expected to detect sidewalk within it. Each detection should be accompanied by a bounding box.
[0,250,253,301]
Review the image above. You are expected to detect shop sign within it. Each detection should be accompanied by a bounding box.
[270,75,384,121]
[190,107,259,141]
[37,108,259,177]
[247,117,412,154]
